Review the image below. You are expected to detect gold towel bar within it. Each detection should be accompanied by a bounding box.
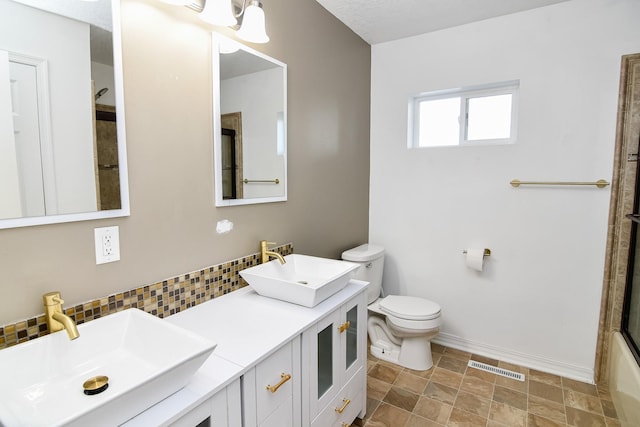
[510,179,609,188]
[243,178,280,184]
[462,249,491,256]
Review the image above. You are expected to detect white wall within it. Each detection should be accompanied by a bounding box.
[0,1,96,215]
[221,67,285,199]
[369,0,640,382]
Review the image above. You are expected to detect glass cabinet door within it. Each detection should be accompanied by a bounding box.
[345,305,358,371]
[317,323,333,399]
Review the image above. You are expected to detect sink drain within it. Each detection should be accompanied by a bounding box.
[83,376,109,395]
[297,281,308,285]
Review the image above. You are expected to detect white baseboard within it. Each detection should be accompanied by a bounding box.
[433,332,594,384]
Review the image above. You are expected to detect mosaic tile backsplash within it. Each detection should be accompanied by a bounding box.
[0,243,293,350]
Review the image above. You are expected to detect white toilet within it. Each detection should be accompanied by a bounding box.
[342,244,441,371]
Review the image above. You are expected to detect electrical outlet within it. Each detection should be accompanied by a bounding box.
[95,226,120,264]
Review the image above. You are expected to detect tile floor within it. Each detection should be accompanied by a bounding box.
[355,344,620,427]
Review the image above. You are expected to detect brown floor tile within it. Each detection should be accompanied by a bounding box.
[564,388,604,415]
[383,386,420,412]
[430,367,463,389]
[405,414,442,427]
[601,399,617,419]
[394,371,429,394]
[489,400,526,427]
[605,417,622,427]
[443,347,472,361]
[598,387,613,401]
[465,364,497,384]
[471,354,500,366]
[528,394,566,424]
[413,396,452,424]
[368,376,392,401]
[423,381,458,405]
[565,406,606,427]
[369,363,402,384]
[493,385,527,411]
[364,398,380,421]
[364,344,620,427]
[431,353,442,368]
[447,407,487,426]
[460,375,494,400]
[563,377,599,397]
[366,402,411,427]
[403,366,434,379]
[431,343,446,354]
[453,390,491,418]
[529,368,562,387]
[529,379,564,404]
[438,355,468,374]
[495,374,527,393]
[528,413,567,427]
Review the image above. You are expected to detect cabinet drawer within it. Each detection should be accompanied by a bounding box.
[256,341,294,425]
[260,395,293,427]
[311,367,364,427]
[333,390,362,427]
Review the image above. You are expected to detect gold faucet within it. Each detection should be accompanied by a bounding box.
[260,240,286,264]
[43,292,79,340]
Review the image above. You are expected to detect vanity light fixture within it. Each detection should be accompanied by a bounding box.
[200,0,269,44]
[200,0,237,26]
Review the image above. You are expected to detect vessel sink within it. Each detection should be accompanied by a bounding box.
[240,254,359,307]
[0,308,216,427]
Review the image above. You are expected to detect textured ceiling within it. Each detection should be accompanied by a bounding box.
[314,0,571,44]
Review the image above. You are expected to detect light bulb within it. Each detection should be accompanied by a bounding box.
[236,1,269,44]
[200,0,237,27]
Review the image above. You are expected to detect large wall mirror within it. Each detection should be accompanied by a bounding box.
[0,0,129,229]
[212,33,287,207]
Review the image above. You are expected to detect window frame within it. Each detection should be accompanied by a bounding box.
[409,80,519,148]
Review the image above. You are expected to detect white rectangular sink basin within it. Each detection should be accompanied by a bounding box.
[0,308,216,427]
[240,254,359,307]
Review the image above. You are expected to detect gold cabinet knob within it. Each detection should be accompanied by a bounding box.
[338,321,351,333]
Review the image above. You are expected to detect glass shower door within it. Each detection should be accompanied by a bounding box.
[623,145,640,365]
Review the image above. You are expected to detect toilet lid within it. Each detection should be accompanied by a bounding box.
[379,295,441,321]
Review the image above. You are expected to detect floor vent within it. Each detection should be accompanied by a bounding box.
[467,360,525,382]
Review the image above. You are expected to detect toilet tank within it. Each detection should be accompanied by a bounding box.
[341,244,385,304]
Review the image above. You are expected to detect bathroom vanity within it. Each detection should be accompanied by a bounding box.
[122,279,368,427]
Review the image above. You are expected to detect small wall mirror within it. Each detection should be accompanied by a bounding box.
[0,0,129,229]
[212,34,287,207]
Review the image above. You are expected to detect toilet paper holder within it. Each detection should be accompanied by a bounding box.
[462,248,491,257]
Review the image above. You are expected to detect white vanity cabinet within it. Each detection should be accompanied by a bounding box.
[303,292,367,427]
[128,280,369,427]
[242,337,301,427]
[168,379,241,427]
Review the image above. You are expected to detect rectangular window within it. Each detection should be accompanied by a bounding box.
[409,81,518,148]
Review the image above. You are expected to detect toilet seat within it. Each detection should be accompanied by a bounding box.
[379,295,441,321]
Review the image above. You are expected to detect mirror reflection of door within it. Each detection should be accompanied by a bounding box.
[3,54,46,218]
[221,112,243,199]
[221,128,236,199]
[94,104,121,210]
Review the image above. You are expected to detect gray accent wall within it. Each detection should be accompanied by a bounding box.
[0,0,371,325]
